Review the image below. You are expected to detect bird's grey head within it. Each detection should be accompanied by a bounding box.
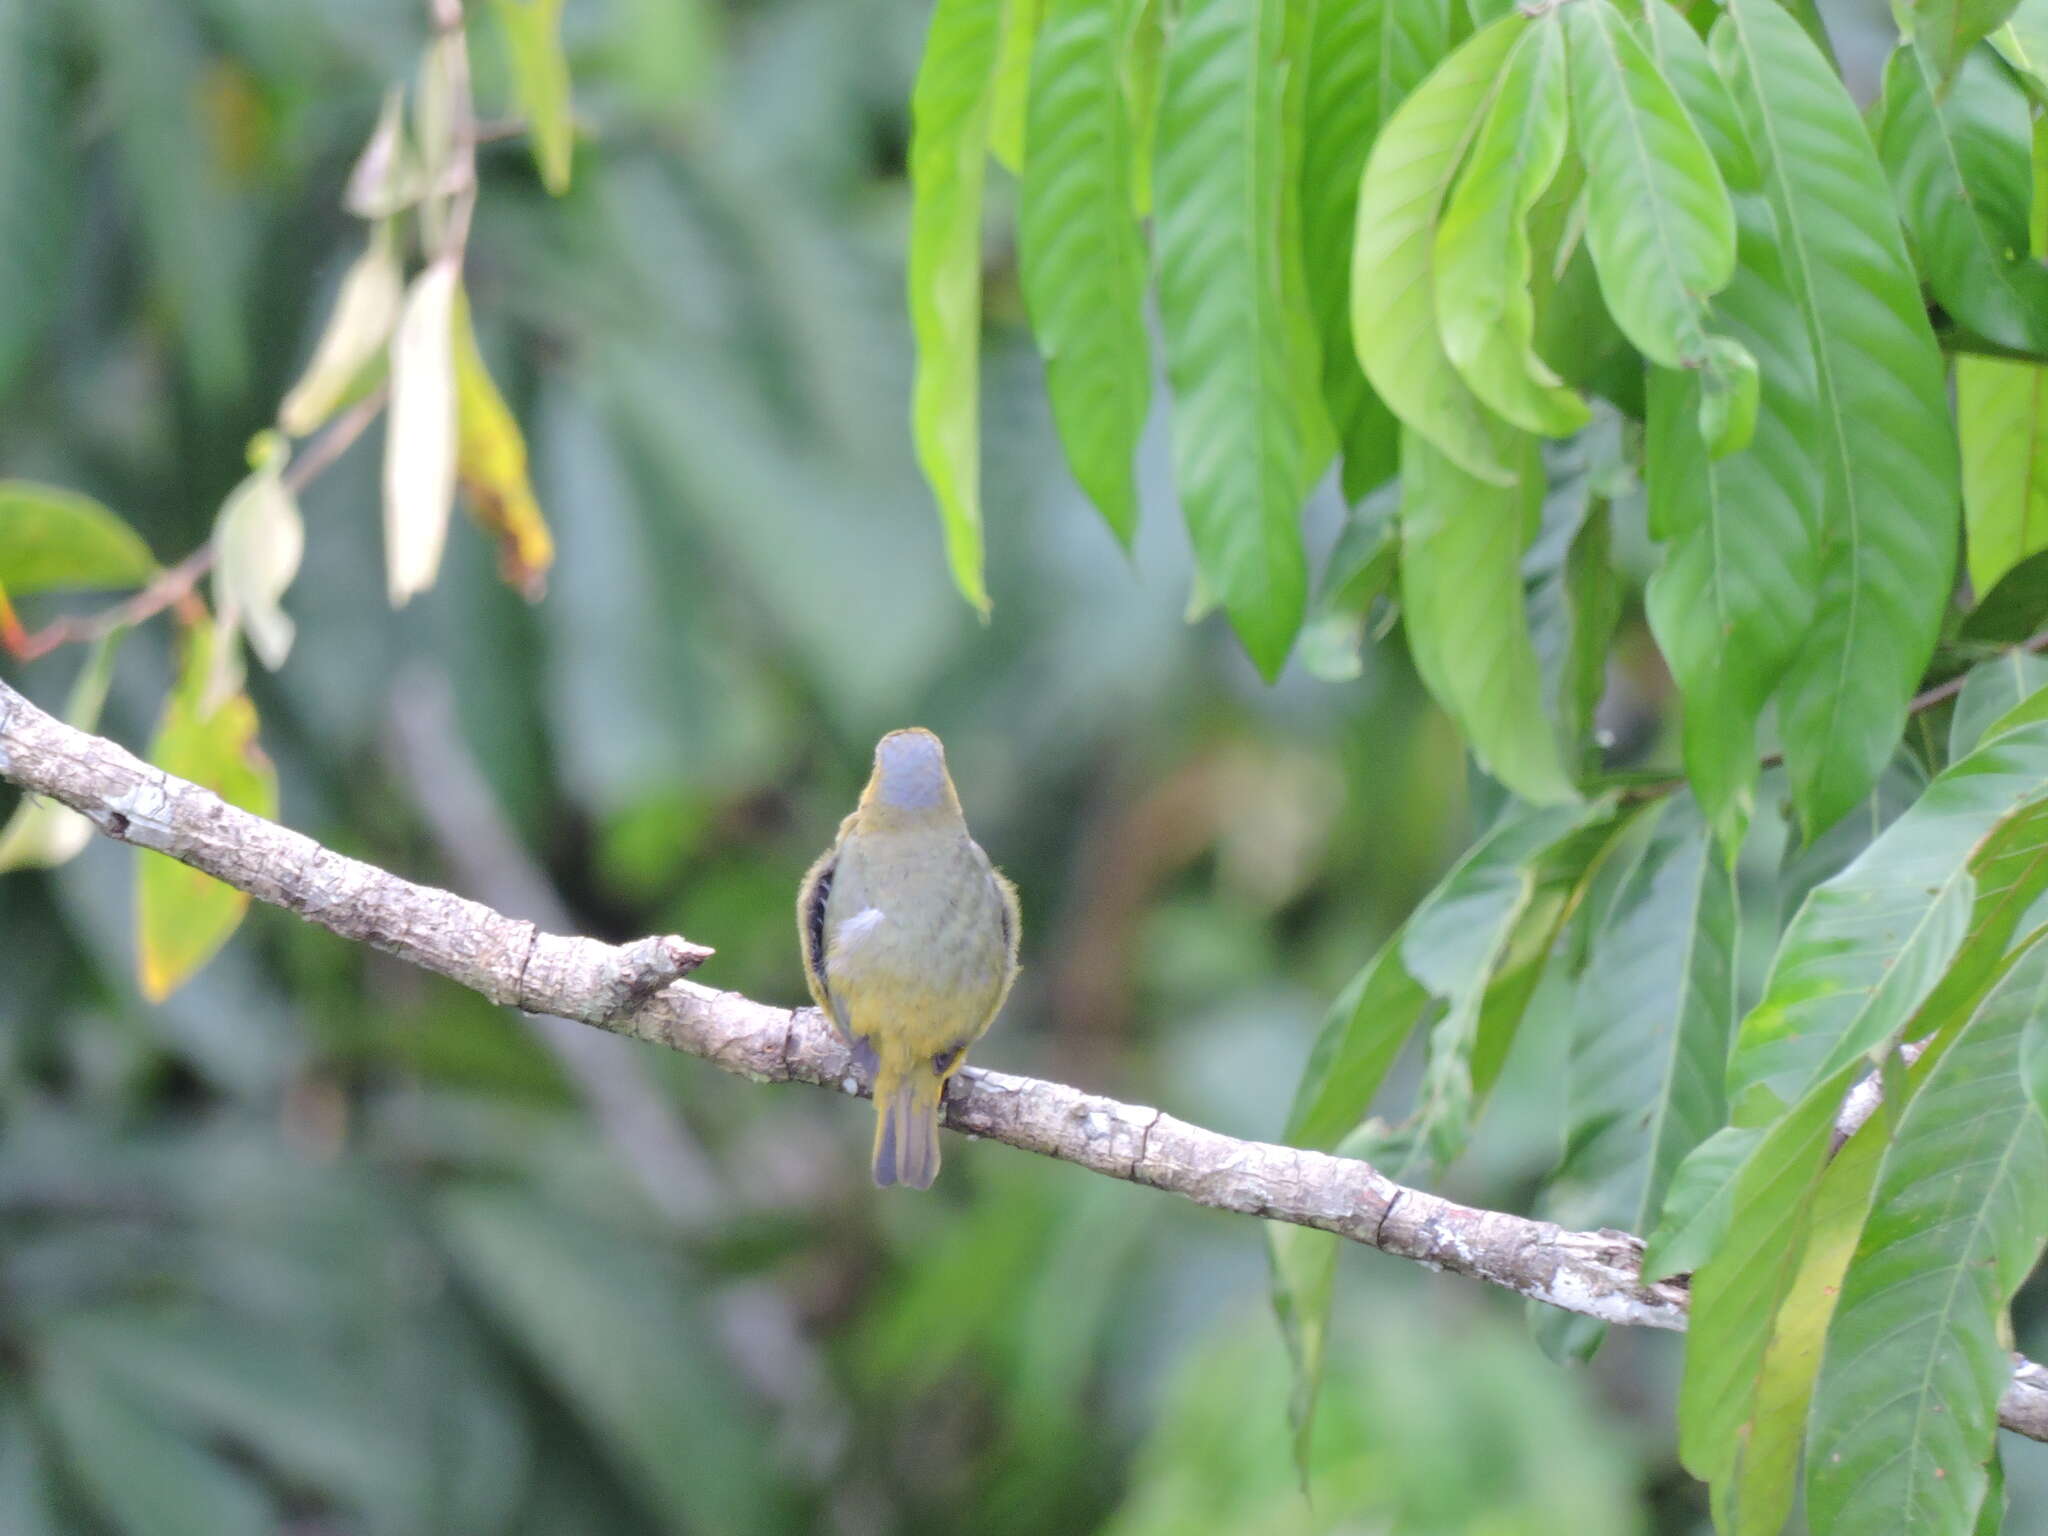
[870,728,951,810]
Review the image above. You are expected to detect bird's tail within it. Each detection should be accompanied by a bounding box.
[872,1065,945,1190]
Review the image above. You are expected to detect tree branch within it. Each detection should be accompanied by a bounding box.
[5,671,2047,1442]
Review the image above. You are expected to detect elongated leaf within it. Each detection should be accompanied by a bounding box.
[1299,483,1398,681]
[452,286,553,598]
[1282,923,1431,1149]
[1566,0,1745,454]
[490,0,575,194]
[1546,797,1739,1235]
[1435,22,1588,438]
[1353,14,1528,484]
[210,435,303,676]
[1961,356,2048,598]
[1644,188,1820,854]
[989,0,1043,171]
[0,0,71,397]
[1997,0,2048,99]
[1729,719,2048,1115]
[40,1349,273,1536]
[1914,0,2024,87]
[1020,0,1149,545]
[437,1187,777,1536]
[1642,0,1759,193]
[1402,798,1626,1165]
[0,484,156,594]
[910,0,1005,617]
[1155,0,1324,675]
[384,258,460,608]
[1879,44,2048,358]
[1951,651,2048,758]
[0,633,123,873]
[137,622,279,1003]
[1807,943,2048,1536]
[1400,429,1576,803]
[277,224,402,437]
[1300,0,1450,499]
[1712,0,1960,837]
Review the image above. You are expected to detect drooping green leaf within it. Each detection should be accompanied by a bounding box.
[1961,356,2048,600]
[437,1186,778,1536]
[1125,0,1164,214]
[1298,483,1398,682]
[1435,20,1589,439]
[39,1347,274,1536]
[0,632,123,874]
[1996,0,2048,99]
[989,0,1044,171]
[1155,0,1326,675]
[1546,797,1740,1238]
[490,0,575,194]
[277,223,403,438]
[0,483,157,595]
[1282,922,1431,1150]
[1644,189,1821,854]
[1565,0,1748,453]
[0,0,72,398]
[1402,798,1628,1165]
[1807,943,2048,1536]
[1266,1219,1339,1484]
[1951,651,2048,758]
[909,0,1005,617]
[1642,1119,1759,1280]
[1400,429,1576,804]
[1299,0,1450,500]
[1353,13,1528,484]
[1020,0,1150,545]
[1879,44,2048,358]
[1713,0,1961,838]
[1642,0,1759,193]
[210,434,303,679]
[137,621,279,1003]
[1534,495,1621,771]
[1912,0,2025,88]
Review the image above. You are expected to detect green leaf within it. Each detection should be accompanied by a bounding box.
[1125,0,1164,214]
[1265,1220,1338,1484]
[39,1348,273,1536]
[1546,797,1740,1237]
[1713,0,1961,838]
[1642,0,1759,193]
[0,632,122,873]
[0,483,157,595]
[1525,423,1627,768]
[490,0,575,195]
[1807,943,2048,1536]
[1155,0,1326,675]
[1020,0,1150,545]
[1299,0,1451,499]
[1677,1056,1859,1533]
[210,438,304,676]
[1878,44,2048,358]
[1912,0,2024,88]
[1565,0,1746,454]
[1282,921,1431,1149]
[1961,547,2048,647]
[1996,0,2048,99]
[989,0,1044,171]
[1951,651,2048,757]
[1728,719,2048,1116]
[910,0,1006,617]
[277,223,403,438]
[137,622,279,1003]
[1400,429,1577,804]
[1644,190,1821,854]
[437,1186,778,1536]
[1298,483,1398,682]
[1642,1119,1759,1280]
[0,0,72,397]
[1353,13,1528,484]
[1961,356,2048,600]
[1401,798,1627,1165]
[1435,21,1589,438]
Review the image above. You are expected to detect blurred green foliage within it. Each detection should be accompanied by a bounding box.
[0,0,1937,1531]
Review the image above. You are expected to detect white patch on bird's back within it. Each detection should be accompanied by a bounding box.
[834,906,886,950]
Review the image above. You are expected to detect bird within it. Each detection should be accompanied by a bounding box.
[798,728,1020,1189]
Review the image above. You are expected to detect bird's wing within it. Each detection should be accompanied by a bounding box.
[796,843,846,1031]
